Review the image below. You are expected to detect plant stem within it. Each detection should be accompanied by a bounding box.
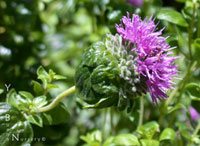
[138,95,144,127]
[102,109,108,144]
[168,62,196,127]
[158,61,196,126]
[92,14,97,33]
[44,87,48,95]
[193,122,200,139]
[158,88,178,126]
[188,1,196,59]
[168,62,196,126]
[188,122,200,146]
[37,86,76,113]
[110,107,114,135]
[178,134,183,146]
[158,78,184,126]
[198,11,200,38]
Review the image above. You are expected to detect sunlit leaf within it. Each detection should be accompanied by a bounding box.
[19,91,34,103]
[140,139,159,146]
[80,130,102,146]
[159,128,176,141]
[0,89,4,95]
[157,9,188,27]
[137,121,159,139]
[33,96,48,108]
[111,134,140,146]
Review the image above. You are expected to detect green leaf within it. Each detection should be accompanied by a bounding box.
[42,103,70,125]
[6,89,29,111]
[0,89,4,95]
[111,134,140,146]
[0,103,33,146]
[193,136,200,144]
[32,80,44,95]
[53,75,66,80]
[36,66,65,90]
[176,122,193,140]
[194,38,200,49]
[181,7,192,21]
[80,130,102,146]
[137,121,159,139]
[49,69,56,79]
[186,83,200,97]
[38,75,48,87]
[47,83,59,89]
[27,114,43,127]
[140,139,159,146]
[41,113,52,125]
[167,103,185,114]
[103,136,114,146]
[176,122,193,131]
[181,129,192,140]
[157,9,188,27]
[159,128,176,141]
[19,91,34,103]
[6,89,48,114]
[83,97,117,109]
[37,66,49,86]
[107,10,122,23]
[6,89,20,107]
[37,66,48,77]
[33,95,47,108]
[190,96,200,101]
[194,38,200,62]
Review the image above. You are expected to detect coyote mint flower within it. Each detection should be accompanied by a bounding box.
[75,13,178,109]
[116,13,178,104]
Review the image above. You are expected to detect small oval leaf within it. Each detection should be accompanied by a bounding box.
[186,83,200,98]
[159,128,176,141]
[157,9,188,27]
[112,134,140,146]
[137,121,160,139]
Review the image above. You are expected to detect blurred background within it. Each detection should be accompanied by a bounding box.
[0,0,199,145]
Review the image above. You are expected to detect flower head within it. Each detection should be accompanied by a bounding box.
[116,13,178,104]
[189,107,200,121]
[126,0,143,7]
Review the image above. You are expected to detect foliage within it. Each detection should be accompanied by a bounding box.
[81,121,176,146]
[0,67,69,145]
[1,0,200,146]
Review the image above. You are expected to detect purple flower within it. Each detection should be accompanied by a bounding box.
[189,107,200,121]
[127,0,143,7]
[116,13,178,104]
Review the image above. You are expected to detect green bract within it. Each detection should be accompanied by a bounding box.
[75,34,146,111]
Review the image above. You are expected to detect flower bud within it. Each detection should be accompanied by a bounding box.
[75,34,145,111]
[189,107,200,121]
